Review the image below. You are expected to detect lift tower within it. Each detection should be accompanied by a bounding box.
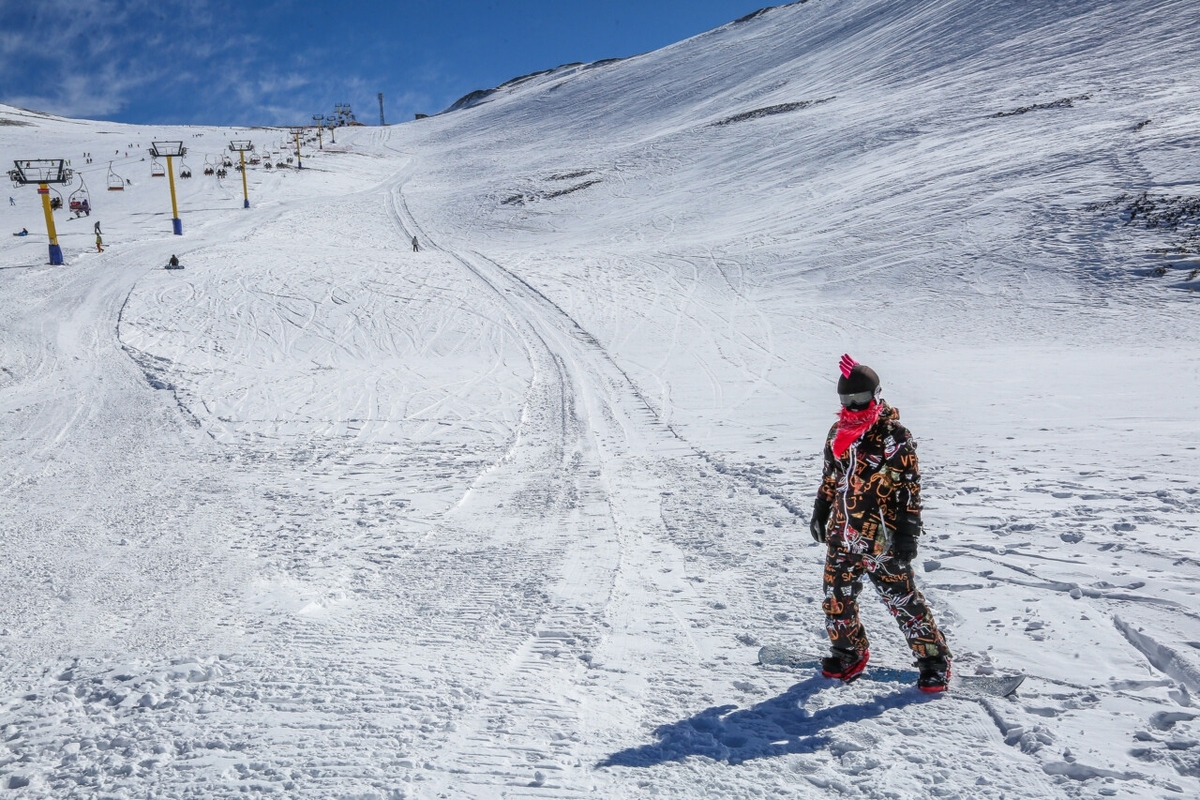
[8,158,73,264]
[228,141,254,208]
[149,141,187,234]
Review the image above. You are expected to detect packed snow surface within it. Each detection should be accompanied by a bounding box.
[2,0,1200,797]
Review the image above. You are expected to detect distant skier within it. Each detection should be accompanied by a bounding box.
[412,235,419,252]
[94,221,102,235]
[8,196,14,206]
[95,233,104,252]
[809,355,952,692]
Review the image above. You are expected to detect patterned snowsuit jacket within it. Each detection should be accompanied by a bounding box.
[817,402,922,557]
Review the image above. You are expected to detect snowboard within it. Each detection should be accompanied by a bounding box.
[757,644,1025,697]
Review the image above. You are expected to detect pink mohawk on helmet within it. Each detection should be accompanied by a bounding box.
[839,354,858,379]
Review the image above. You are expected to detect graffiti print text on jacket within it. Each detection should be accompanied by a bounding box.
[818,402,921,557]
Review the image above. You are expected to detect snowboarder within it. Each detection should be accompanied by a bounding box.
[167,254,180,268]
[13,228,28,236]
[412,235,419,252]
[809,354,952,692]
[95,233,104,252]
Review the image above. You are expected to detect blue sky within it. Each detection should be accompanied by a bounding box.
[0,0,772,126]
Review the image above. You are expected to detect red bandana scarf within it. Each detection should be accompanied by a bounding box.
[832,401,881,458]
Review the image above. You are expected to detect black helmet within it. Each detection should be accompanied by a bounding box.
[837,355,879,410]
[837,363,879,395]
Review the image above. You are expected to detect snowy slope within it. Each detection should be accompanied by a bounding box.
[2,0,1200,797]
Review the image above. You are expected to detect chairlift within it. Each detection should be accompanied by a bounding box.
[179,159,192,179]
[68,174,91,217]
[151,156,165,177]
[221,156,233,168]
[263,160,272,171]
[49,186,64,211]
[107,162,125,191]
[275,161,287,169]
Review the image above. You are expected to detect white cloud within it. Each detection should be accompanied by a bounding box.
[0,0,443,126]
[0,0,257,120]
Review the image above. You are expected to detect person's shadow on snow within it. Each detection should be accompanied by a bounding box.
[598,673,932,768]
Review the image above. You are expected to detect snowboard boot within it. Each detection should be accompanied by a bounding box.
[917,656,951,693]
[821,647,870,683]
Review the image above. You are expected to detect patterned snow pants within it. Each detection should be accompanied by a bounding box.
[822,548,951,661]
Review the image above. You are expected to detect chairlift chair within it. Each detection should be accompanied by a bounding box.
[49,186,64,211]
[68,174,91,216]
[150,156,165,177]
[107,162,125,191]
[179,159,192,179]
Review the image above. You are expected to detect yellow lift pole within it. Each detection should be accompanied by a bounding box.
[38,183,62,264]
[229,141,254,208]
[239,151,249,206]
[166,155,181,234]
[150,141,187,235]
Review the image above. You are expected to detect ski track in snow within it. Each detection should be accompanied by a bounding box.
[3,0,1200,797]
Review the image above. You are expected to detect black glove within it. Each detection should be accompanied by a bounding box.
[891,512,921,561]
[810,496,832,543]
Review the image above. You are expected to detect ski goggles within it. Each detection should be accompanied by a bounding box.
[839,390,876,410]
